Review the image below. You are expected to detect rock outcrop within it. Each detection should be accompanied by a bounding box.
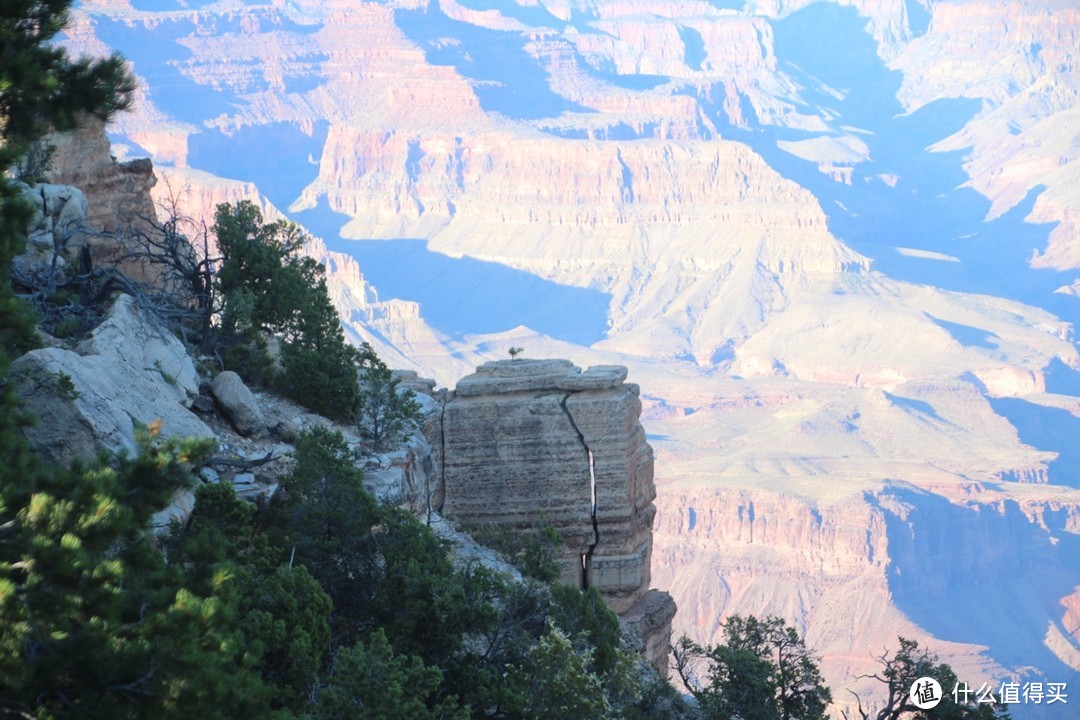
[47,116,164,284]
[434,359,675,670]
[11,294,212,466]
[49,115,158,236]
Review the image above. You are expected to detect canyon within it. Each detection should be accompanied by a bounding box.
[62,0,1080,717]
[433,358,677,670]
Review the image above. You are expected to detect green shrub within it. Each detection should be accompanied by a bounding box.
[467,522,565,583]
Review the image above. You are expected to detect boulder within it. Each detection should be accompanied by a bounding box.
[231,472,278,502]
[10,294,214,466]
[151,488,197,533]
[211,371,265,436]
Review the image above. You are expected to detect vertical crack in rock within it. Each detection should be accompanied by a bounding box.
[560,392,600,590]
[436,389,448,516]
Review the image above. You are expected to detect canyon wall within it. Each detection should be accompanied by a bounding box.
[652,481,1080,711]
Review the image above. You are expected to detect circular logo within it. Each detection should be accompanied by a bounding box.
[910,677,943,710]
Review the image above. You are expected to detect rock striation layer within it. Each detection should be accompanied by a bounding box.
[435,359,675,670]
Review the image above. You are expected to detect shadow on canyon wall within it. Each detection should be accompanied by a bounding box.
[988,398,1080,488]
[299,201,612,346]
[702,3,1080,487]
[876,485,1080,720]
[394,4,584,120]
[187,122,329,213]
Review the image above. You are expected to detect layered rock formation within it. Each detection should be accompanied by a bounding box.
[652,479,1080,709]
[48,116,158,235]
[435,359,675,669]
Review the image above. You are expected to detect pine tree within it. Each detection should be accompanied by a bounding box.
[0,2,133,165]
[356,342,423,450]
[213,201,361,420]
[0,431,277,718]
[674,615,832,720]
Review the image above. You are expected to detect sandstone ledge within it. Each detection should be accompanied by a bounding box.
[621,589,678,678]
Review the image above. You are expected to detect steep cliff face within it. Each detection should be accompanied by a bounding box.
[435,359,676,669]
[439,360,655,603]
[311,127,871,364]
[45,117,163,286]
[653,481,1080,713]
[49,116,158,235]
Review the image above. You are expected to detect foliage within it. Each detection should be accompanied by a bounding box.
[0,430,277,719]
[504,621,612,719]
[167,481,331,713]
[356,342,423,451]
[843,637,1010,720]
[278,285,362,421]
[313,629,468,720]
[213,201,361,420]
[466,522,565,583]
[674,614,832,720]
[213,201,312,338]
[271,426,477,661]
[549,584,623,675]
[0,2,133,166]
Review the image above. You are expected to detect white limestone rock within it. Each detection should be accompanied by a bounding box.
[151,488,197,533]
[79,294,200,407]
[364,430,438,510]
[10,294,214,466]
